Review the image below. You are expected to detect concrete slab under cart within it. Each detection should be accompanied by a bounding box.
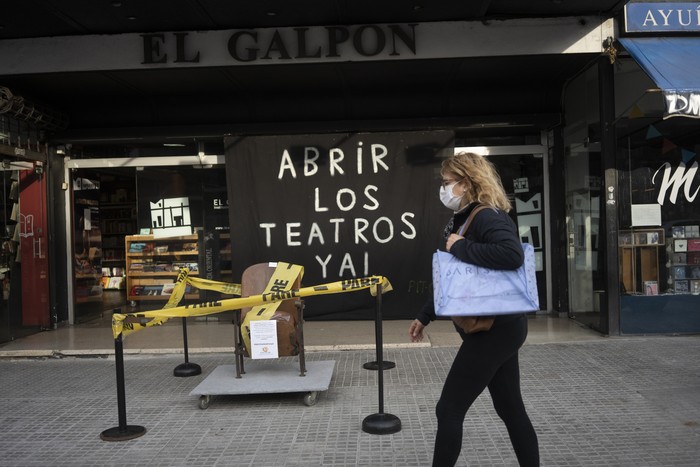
[190,360,335,409]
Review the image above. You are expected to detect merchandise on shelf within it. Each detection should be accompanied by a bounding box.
[125,234,200,303]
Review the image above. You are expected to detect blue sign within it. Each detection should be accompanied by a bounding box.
[625,2,700,32]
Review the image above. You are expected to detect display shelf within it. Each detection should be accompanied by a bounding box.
[100,200,136,288]
[619,228,664,295]
[125,234,199,304]
[668,225,700,295]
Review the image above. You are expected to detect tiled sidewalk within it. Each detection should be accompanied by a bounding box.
[1,337,699,466]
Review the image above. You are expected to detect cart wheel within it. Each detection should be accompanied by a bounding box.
[303,391,318,406]
[198,395,210,410]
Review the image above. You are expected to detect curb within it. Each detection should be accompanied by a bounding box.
[0,342,432,359]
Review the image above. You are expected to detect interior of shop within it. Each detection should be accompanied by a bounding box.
[69,163,231,325]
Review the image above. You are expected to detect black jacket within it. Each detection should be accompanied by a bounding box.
[416,202,524,325]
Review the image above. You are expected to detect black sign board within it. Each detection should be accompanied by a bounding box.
[225,131,454,319]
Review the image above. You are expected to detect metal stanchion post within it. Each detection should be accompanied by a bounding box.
[362,285,395,370]
[174,317,202,377]
[362,284,395,370]
[100,334,146,441]
[362,284,401,435]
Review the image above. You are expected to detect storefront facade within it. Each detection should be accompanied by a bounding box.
[1,1,697,342]
[557,0,700,335]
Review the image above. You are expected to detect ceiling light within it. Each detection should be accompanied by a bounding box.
[111,1,122,7]
[128,16,137,20]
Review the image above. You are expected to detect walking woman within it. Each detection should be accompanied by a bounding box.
[408,152,539,466]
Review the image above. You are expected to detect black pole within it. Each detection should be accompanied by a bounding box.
[363,284,395,371]
[376,290,384,412]
[100,334,146,441]
[174,317,202,377]
[362,284,401,435]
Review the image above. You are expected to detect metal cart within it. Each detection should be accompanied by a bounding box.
[190,262,334,408]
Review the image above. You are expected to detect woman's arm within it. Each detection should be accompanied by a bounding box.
[448,208,524,270]
[415,295,436,325]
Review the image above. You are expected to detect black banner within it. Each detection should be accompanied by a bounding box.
[225,131,454,319]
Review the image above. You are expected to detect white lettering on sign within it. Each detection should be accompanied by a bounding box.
[278,149,296,179]
[212,198,228,209]
[260,223,276,247]
[259,215,416,248]
[370,144,390,172]
[286,222,302,246]
[314,185,380,212]
[643,10,658,27]
[314,251,369,278]
[264,140,422,279]
[665,93,700,118]
[642,8,700,28]
[307,222,324,245]
[277,144,390,180]
[314,187,329,212]
[336,188,356,210]
[363,185,380,210]
[652,161,700,205]
[304,147,320,176]
[400,212,417,239]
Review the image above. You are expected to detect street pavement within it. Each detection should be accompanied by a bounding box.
[1,335,699,466]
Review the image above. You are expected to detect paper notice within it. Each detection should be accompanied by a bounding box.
[250,320,278,359]
[631,204,661,227]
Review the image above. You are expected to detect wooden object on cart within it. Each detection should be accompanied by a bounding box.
[232,262,306,379]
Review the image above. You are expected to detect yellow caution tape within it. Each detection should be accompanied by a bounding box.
[111,264,391,340]
[186,275,242,296]
[112,268,243,338]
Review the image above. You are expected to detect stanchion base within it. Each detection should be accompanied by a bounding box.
[173,362,202,377]
[362,413,402,435]
[362,361,396,370]
[100,425,146,441]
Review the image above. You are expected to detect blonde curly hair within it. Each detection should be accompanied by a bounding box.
[441,152,512,212]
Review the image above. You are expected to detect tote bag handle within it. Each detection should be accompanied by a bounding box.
[456,204,490,237]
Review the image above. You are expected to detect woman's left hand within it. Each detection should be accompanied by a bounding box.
[408,319,426,342]
[446,233,463,252]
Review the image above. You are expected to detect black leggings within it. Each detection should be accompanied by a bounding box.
[432,314,539,467]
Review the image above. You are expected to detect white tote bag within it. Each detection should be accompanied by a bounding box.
[432,243,539,316]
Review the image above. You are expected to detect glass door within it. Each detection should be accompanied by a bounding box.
[561,63,607,332]
[564,147,605,329]
[456,145,550,311]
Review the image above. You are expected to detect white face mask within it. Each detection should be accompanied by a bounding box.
[439,183,462,211]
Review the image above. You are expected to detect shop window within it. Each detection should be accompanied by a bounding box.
[615,61,700,332]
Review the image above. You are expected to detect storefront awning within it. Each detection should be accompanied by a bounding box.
[619,37,700,119]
